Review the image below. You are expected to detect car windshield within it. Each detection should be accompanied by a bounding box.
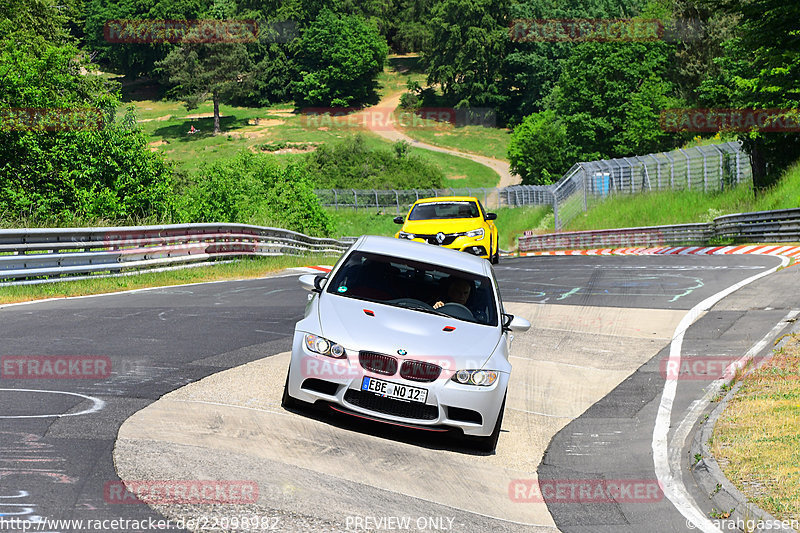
[325,251,498,326]
[408,201,480,220]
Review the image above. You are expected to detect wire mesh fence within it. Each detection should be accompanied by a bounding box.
[504,141,752,228]
[315,142,753,228]
[314,187,502,213]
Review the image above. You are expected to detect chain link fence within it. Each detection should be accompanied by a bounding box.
[315,142,752,228]
[314,187,502,212]
[504,141,752,228]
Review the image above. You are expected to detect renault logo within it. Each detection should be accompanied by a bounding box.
[397,349,407,356]
[435,232,446,244]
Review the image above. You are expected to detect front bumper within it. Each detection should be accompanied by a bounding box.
[406,235,490,259]
[285,331,507,437]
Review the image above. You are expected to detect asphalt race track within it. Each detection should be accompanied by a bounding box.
[1,254,798,533]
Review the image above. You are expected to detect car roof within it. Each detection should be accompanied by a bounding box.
[350,235,489,276]
[413,196,479,204]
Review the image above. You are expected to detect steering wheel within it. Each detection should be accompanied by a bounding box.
[437,302,475,320]
[388,298,435,310]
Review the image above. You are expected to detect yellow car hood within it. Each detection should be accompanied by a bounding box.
[402,218,484,234]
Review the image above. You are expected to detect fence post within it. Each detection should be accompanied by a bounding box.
[679,148,691,189]
[373,189,379,212]
[604,161,615,193]
[664,151,675,188]
[394,189,400,214]
[710,144,725,191]
[553,192,560,230]
[352,189,358,211]
[332,189,338,210]
[648,154,661,190]
[582,169,588,212]
[701,149,708,192]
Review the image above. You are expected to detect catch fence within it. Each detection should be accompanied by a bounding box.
[317,142,752,228]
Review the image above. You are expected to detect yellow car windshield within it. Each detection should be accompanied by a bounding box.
[408,201,480,221]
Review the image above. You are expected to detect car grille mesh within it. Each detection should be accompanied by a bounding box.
[359,351,398,376]
[417,234,457,246]
[344,389,438,420]
[399,360,442,382]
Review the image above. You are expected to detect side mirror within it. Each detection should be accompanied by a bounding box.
[393,216,404,224]
[299,274,327,293]
[502,313,530,332]
[485,212,497,221]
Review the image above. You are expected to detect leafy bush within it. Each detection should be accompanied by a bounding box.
[304,135,444,189]
[0,35,175,222]
[179,151,333,236]
[507,111,576,185]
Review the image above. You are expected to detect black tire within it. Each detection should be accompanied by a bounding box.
[281,367,302,410]
[467,393,506,453]
[491,238,500,264]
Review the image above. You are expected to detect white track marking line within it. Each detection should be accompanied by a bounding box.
[508,407,573,419]
[667,309,800,525]
[652,254,789,532]
[0,388,105,418]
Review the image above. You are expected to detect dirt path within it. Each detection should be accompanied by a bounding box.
[353,91,521,189]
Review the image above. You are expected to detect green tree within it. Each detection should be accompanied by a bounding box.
[500,0,648,125]
[156,37,253,134]
[292,9,387,107]
[423,0,508,108]
[0,33,174,221]
[698,0,800,188]
[550,40,682,160]
[507,111,576,185]
[392,0,435,53]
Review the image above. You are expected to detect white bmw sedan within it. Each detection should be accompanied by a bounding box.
[282,235,530,451]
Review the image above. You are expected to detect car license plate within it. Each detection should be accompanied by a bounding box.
[361,377,428,403]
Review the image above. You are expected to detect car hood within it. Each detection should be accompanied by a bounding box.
[316,294,500,367]
[402,218,484,234]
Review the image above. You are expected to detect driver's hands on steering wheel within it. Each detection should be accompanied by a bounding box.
[433,300,445,309]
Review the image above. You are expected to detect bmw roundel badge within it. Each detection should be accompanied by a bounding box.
[397,349,407,356]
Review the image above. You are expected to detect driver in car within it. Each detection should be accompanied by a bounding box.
[433,277,472,309]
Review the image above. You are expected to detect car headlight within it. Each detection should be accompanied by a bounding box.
[304,334,346,359]
[451,369,498,386]
[464,228,485,239]
[398,231,415,240]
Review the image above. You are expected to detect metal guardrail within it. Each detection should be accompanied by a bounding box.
[713,208,800,243]
[519,208,800,252]
[0,224,355,285]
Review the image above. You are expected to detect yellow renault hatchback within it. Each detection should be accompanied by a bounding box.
[393,196,500,263]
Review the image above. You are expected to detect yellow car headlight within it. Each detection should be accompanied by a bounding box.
[464,228,485,240]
